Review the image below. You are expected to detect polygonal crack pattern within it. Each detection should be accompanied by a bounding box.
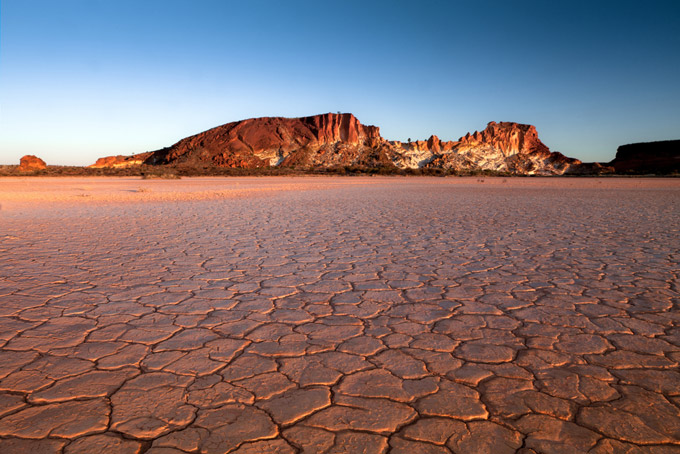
[0,177,679,453]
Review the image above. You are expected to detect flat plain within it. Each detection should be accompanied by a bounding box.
[0,176,679,453]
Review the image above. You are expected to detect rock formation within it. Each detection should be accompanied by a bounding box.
[609,140,680,174]
[392,122,581,174]
[19,155,47,171]
[145,113,386,169]
[89,152,153,168]
[91,113,592,175]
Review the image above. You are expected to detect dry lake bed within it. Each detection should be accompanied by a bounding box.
[0,176,679,453]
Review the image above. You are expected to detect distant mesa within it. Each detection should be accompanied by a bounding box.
[609,140,680,174]
[89,152,153,169]
[19,155,47,171]
[89,113,613,175]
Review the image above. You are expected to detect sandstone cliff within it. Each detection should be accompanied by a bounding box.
[389,122,581,174]
[91,113,589,175]
[145,113,385,168]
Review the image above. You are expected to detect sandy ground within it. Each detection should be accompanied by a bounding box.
[0,176,679,453]
[1,176,678,211]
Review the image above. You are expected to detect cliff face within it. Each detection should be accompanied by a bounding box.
[457,122,550,156]
[303,113,382,146]
[389,121,580,174]
[609,140,680,174]
[146,113,384,168]
[92,113,590,175]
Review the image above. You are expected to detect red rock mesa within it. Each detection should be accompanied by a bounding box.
[93,113,587,174]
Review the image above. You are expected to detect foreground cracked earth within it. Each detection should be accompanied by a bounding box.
[0,177,679,453]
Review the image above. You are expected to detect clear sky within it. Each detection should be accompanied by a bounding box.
[1,0,679,165]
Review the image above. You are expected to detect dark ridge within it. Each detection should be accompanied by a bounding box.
[610,140,680,174]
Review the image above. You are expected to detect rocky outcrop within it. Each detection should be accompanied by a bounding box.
[91,113,594,175]
[19,155,47,171]
[390,122,581,174]
[458,122,550,156]
[146,113,384,168]
[609,140,680,174]
[89,152,153,168]
[566,162,615,175]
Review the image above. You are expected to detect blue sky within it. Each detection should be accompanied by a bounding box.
[1,0,679,165]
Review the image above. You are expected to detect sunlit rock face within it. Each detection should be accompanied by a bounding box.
[19,155,47,171]
[92,113,588,174]
[417,122,583,175]
[387,121,581,174]
[459,121,549,156]
[89,153,154,168]
[144,113,387,168]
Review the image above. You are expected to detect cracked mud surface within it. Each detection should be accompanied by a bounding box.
[1,176,679,453]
